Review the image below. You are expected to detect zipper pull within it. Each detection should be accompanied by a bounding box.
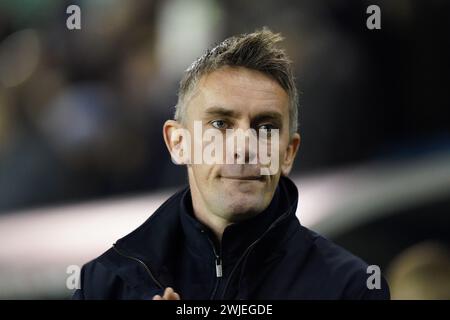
[215,258,223,278]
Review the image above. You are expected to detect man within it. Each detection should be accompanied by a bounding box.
[73,29,390,300]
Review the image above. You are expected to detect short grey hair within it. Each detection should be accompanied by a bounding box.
[174,28,299,136]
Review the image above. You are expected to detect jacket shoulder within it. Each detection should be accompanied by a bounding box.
[72,188,188,300]
[72,249,126,300]
[299,226,390,299]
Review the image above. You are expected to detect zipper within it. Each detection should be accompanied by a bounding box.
[219,209,292,299]
[112,244,164,290]
[203,230,223,300]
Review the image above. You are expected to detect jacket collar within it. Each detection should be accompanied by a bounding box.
[179,177,290,265]
[112,175,301,287]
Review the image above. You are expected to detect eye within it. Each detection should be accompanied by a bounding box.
[258,124,276,135]
[210,119,228,130]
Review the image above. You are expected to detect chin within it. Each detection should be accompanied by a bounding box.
[223,196,268,221]
[210,177,273,220]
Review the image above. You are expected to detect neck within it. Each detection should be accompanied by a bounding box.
[188,173,232,242]
[191,199,229,242]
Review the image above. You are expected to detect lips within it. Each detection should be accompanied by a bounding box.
[219,164,263,180]
[221,176,262,180]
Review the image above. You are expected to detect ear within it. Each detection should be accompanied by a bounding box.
[163,120,190,165]
[281,132,301,176]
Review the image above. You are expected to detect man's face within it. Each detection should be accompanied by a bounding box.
[175,66,299,222]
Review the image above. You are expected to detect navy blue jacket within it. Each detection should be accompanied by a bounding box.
[73,176,390,299]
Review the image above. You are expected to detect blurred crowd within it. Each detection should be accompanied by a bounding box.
[0,0,449,213]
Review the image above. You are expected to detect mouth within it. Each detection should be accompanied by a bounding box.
[219,164,265,182]
[220,175,264,181]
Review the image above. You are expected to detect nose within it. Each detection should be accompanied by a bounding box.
[226,123,258,164]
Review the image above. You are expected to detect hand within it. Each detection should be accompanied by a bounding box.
[152,287,181,300]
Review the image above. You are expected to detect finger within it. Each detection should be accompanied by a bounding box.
[163,287,181,300]
[170,292,181,300]
[152,294,162,300]
[166,289,180,300]
[163,287,174,299]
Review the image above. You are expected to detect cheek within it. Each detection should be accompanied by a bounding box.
[264,134,288,171]
[279,135,291,162]
[191,163,218,183]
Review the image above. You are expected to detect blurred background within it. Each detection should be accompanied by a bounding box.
[0,0,449,299]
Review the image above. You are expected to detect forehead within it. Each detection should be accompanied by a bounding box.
[187,66,289,119]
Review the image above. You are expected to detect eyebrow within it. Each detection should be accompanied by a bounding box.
[204,106,240,118]
[203,106,283,125]
[252,111,283,125]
